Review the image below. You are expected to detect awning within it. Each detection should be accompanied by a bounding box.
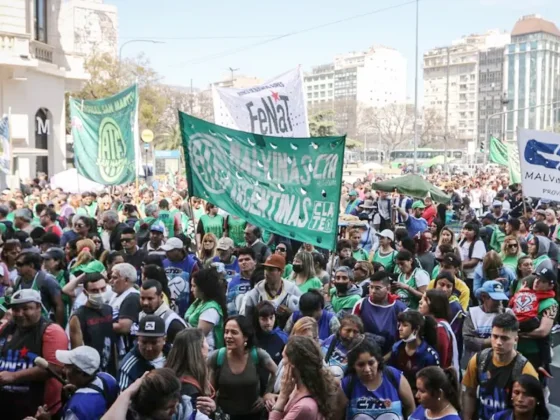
[12,147,49,157]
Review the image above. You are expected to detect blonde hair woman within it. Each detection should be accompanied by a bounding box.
[290,251,323,293]
[200,233,217,268]
[434,226,460,259]
[69,238,105,275]
[499,235,525,273]
[473,250,516,293]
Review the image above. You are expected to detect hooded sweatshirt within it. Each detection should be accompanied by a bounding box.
[533,236,554,273]
[328,284,363,316]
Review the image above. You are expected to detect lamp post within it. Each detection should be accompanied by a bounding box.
[412,0,419,173]
[119,39,165,62]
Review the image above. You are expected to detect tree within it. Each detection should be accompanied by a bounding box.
[358,104,414,155]
[419,107,445,147]
[308,110,337,137]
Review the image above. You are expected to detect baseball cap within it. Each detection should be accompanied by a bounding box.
[217,237,234,250]
[535,267,556,284]
[262,254,286,271]
[137,315,166,337]
[348,190,358,197]
[475,280,508,301]
[497,217,507,224]
[376,229,395,242]
[41,247,65,261]
[7,289,42,307]
[492,200,503,207]
[56,346,100,375]
[160,237,184,251]
[412,201,426,210]
[441,252,461,268]
[150,221,165,234]
[536,209,547,216]
[482,213,496,222]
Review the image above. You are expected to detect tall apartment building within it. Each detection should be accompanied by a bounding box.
[304,45,406,137]
[424,30,510,145]
[504,15,560,140]
[0,0,117,182]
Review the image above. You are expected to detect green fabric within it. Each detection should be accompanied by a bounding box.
[69,85,139,185]
[6,212,14,223]
[533,254,549,270]
[330,287,361,314]
[84,203,98,218]
[397,268,428,309]
[55,270,71,328]
[352,248,369,261]
[193,207,205,222]
[297,277,323,293]
[490,229,505,252]
[431,264,441,279]
[517,298,558,354]
[134,216,157,232]
[228,216,247,247]
[489,137,521,184]
[282,264,293,280]
[157,210,175,237]
[200,214,224,238]
[70,259,105,274]
[372,249,397,272]
[76,208,88,217]
[185,299,224,349]
[372,174,450,203]
[500,253,523,273]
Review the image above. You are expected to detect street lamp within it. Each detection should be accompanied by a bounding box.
[119,39,165,61]
[412,0,419,173]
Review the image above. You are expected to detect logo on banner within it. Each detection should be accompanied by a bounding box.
[188,133,230,194]
[98,117,127,183]
[246,91,293,135]
[524,139,560,171]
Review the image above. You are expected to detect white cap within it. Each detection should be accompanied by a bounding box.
[160,237,184,251]
[8,289,42,307]
[376,229,395,242]
[56,346,100,375]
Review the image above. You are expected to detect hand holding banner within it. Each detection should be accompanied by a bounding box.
[180,112,345,250]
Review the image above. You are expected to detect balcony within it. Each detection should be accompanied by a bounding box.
[30,40,54,63]
[0,31,30,60]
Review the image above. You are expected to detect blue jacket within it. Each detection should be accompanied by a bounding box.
[63,373,119,420]
[389,339,440,384]
[473,265,516,295]
[257,327,288,365]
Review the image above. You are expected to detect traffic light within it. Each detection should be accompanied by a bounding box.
[480,139,485,152]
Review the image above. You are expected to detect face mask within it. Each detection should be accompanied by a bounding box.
[402,331,418,343]
[88,293,104,307]
[334,283,349,293]
[292,264,303,273]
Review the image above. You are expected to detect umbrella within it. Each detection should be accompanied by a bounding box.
[372,174,450,203]
[50,168,106,193]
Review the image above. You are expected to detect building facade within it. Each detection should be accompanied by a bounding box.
[0,0,117,182]
[504,15,560,140]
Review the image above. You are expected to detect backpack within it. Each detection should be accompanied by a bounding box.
[85,375,117,410]
[476,348,527,403]
[136,219,156,247]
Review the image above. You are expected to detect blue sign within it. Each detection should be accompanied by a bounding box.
[154,150,180,159]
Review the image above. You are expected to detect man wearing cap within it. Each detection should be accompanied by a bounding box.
[241,254,301,328]
[162,237,199,317]
[0,289,68,419]
[345,190,362,215]
[120,227,147,282]
[213,237,239,281]
[491,200,505,219]
[141,220,166,255]
[395,200,428,238]
[463,280,513,362]
[55,346,119,419]
[117,315,166,391]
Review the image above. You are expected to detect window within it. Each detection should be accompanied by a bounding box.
[34,0,47,43]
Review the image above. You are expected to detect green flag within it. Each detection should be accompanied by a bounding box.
[70,85,139,185]
[489,137,521,184]
[179,112,346,250]
[489,137,508,166]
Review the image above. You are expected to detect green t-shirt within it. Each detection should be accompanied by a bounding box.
[70,259,105,275]
[200,214,224,238]
[352,248,369,261]
[500,253,524,273]
[297,277,323,293]
[282,264,293,280]
[372,249,397,272]
[397,268,429,309]
[329,287,361,314]
[157,210,175,237]
[227,216,247,247]
[517,298,558,355]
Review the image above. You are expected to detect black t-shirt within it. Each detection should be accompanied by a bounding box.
[125,249,148,283]
[118,293,141,354]
[166,318,186,345]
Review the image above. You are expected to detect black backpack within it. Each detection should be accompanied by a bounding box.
[136,219,156,247]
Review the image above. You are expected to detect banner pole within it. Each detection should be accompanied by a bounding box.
[8,107,13,178]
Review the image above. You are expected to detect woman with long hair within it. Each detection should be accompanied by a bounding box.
[389,311,440,394]
[393,250,430,310]
[89,233,108,264]
[429,218,444,251]
[459,222,486,291]
[209,315,277,420]
[200,233,218,268]
[1,239,21,283]
[42,247,71,325]
[185,268,228,351]
[290,251,322,293]
[492,374,549,420]
[435,226,460,259]
[410,366,461,420]
[419,290,459,372]
[415,232,436,276]
[500,235,525,273]
[473,250,516,293]
[275,241,294,279]
[342,335,416,419]
[165,328,217,417]
[513,256,534,294]
[433,271,465,359]
[313,252,330,285]
[69,238,105,275]
[270,336,339,420]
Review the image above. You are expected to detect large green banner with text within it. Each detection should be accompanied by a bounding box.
[70,85,138,185]
[180,112,346,250]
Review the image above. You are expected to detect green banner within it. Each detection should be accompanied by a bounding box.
[179,112,346,250]
[69,85,139,185]
[489,136,508,166]
[507,143,521,184]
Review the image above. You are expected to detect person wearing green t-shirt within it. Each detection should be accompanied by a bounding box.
[274,242,293,279]
[196,203,224,251]
[225,214,247,248]
[328,266,362,316]
[349,227,368,261]
[81,192,99,218]
[290,251,323,293]
[372,229,397,272]
[42,247,71,327]
[394,250,430,310]
[185,267,227,351]
[157,199,177,238]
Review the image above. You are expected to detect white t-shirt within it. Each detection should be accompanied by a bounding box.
[412,269,430,288]
[460,239,486,279]
[199,308,220,351]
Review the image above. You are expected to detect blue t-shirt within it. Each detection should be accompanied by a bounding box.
[163,255,198,317]
[212,256,240,281]
[342,366,403,420]
[409,405,461,420]
[226,274,251,316]
[63,373,119,420]
[491,410,514,420]
[405,215,428,237]
[321,334,349,379]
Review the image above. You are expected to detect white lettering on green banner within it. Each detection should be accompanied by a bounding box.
[179,112,345,250]
[69,85,138,185]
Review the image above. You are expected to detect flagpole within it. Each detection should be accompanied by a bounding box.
[134,81,140,207]
[8,107,13,179]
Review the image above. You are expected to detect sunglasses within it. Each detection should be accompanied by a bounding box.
[16,262,27,267]
[74,224,85,228]
[121,237,135,243]
[276,247,287,252]
[507,244,518,248]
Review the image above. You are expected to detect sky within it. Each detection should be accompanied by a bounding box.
[108,0,560,98]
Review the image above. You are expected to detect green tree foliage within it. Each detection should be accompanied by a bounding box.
[308,110,337,137]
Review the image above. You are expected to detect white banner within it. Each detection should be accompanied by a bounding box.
[212,67,309,137]
[517,128,560,200]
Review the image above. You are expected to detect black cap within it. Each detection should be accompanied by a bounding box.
[41,247,65,261]
[536,267,556,284]
[482,213,495,222]
[441,252,461,268]
[137,315,166,337]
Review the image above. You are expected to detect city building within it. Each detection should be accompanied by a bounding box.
[504,15,560,140]
[423,30,510,146]
[304,45,406,137]
[0,0,117,183]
